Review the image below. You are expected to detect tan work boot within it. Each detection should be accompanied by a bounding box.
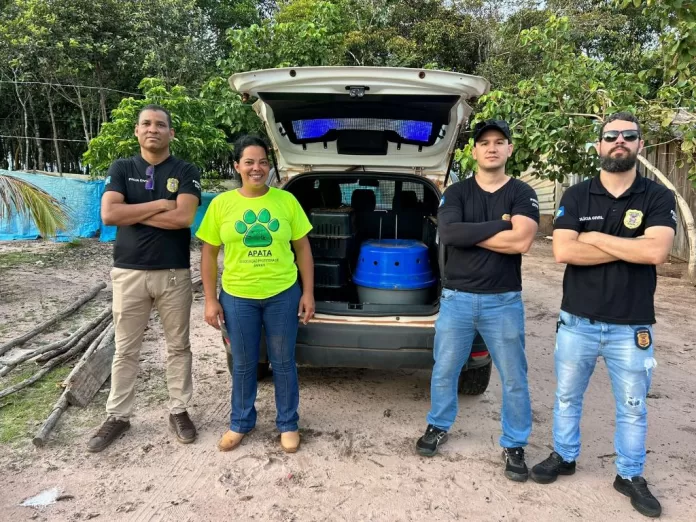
[217,430,246,452]
[280,431,300,453]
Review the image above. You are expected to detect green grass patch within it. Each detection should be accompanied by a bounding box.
[0,251,51,269]
[63,238,82,249]
[0,365,71,444]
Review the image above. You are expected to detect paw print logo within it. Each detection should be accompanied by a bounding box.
[235,209,279,247]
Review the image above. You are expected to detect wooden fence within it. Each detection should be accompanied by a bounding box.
[642,142,695,262]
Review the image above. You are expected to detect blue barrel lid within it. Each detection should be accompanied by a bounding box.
[353,239,436,290]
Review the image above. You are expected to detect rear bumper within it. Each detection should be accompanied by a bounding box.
[295,321,489,371]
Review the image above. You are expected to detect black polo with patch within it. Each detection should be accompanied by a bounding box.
[440,177,540,293]
[104,155,201,270]
[554,174,677,324]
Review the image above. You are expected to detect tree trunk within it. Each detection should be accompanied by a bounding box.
[46,91,63,175]
[637,155,696,285]
[95,61,108,124]
[75,87,91,144]
[28,91,44,170]
[13,78,30,170]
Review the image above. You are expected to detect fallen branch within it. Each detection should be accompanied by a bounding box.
[77,322,113,366]
[32,325,115,447]
[0,282,107,357]
[0,307,112,378]
[32,394,68,448]
[35,314,110,364]
[0,317,109,400]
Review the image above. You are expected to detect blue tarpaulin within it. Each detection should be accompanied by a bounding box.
[0,170,104,242]
[0,170,218,242]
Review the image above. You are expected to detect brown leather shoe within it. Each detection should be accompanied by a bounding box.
[87,417,130,453]
[169,412,197,444]
[218,430,246,452]
[280,431,300,453]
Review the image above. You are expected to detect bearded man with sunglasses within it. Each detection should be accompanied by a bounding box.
[531,113,676,518]
[88,105,202,452]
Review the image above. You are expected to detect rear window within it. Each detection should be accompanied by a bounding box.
[292,118,433,144]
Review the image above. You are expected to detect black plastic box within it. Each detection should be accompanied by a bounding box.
[315,259,350,288]
[309,234,356,259]
[310,208,355,237]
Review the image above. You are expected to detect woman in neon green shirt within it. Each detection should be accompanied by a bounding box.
[197,135,314,453]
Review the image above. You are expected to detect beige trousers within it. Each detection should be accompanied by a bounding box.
[106,268,193,419]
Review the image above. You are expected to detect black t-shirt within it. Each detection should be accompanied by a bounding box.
[439,177,539,293]
[104,155,201,270]
[554,174,677,324]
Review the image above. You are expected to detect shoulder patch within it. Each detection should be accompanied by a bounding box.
[439,196,445,207]
[556,206,565,218]
[104,176,111,185]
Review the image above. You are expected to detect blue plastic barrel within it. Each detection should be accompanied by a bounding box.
[353,239,435,290]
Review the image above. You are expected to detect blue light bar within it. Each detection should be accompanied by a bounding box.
[292,118,433,143]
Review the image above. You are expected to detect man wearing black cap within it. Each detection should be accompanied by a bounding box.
[416,119,539,482]
[530,112,676,518]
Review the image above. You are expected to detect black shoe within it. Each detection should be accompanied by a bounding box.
[416,425,448,457]
[169,412,197,444]
[614,475,662,518]
[503,447,529,482]
[530,451,576,484]
[87,417,130,453]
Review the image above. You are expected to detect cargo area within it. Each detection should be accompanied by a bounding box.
[285,173,441,316]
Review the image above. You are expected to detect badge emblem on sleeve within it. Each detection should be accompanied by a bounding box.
[634,328,652,350]
[624,209,643,229]
[502,214,511,221]
[166,178,179,193]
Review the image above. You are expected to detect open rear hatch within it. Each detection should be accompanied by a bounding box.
[229,67,489,181]
[229,68,489,316]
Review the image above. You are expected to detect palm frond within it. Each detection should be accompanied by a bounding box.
[0,175,71,238]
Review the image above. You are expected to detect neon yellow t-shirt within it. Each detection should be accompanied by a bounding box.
[196,187,312,299]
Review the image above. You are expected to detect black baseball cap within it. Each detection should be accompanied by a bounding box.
[472,119,512,143]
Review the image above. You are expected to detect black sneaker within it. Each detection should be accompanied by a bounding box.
[169,412,197,444]
[530,451,576,484]
[613,475,662,518]
[503,447,529,482]
[416,425,448,457]
[87,417,130,453]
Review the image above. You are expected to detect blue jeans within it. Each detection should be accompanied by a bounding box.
[553,310,656,478]
[427,289,532,448]
[219,282,301,433]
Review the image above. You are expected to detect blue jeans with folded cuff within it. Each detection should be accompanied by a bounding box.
[427,288,532,448]
[553,310,656,478]
[219,282,301,434]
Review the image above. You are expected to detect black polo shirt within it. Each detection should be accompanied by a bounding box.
[554,174,676,324]
[440,177,539,293]
[104,155,201,270]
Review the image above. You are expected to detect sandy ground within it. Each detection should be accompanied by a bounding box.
[0,238,695,522]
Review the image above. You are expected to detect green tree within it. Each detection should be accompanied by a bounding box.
[83,79,229,178]
[459,13,696,282]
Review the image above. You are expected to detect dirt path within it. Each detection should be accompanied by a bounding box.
[1,239,695,521]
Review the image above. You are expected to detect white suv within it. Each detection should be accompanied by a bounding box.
[227,67,492,394]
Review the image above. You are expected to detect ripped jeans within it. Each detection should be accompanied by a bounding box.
[553,310,656,478]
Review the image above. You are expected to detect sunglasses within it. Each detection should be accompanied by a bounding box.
[601,130,641,143]
[145,165,155,190]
